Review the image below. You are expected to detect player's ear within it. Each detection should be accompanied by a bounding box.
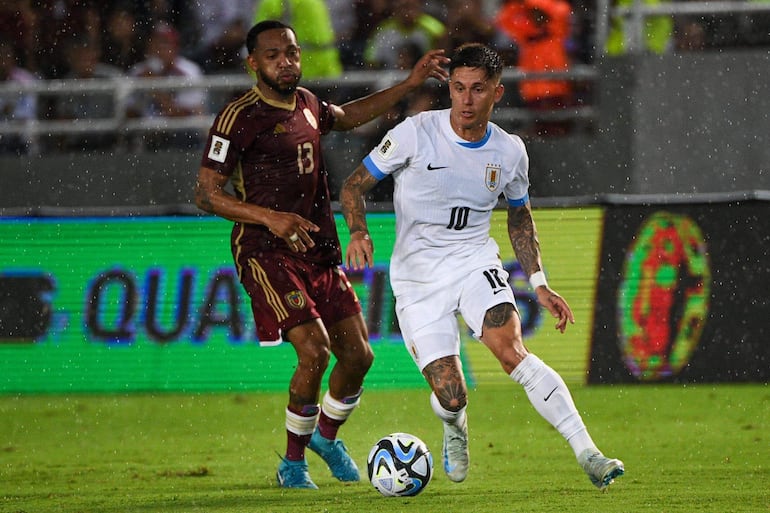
[245,54,258,73]
[494,82,505,103]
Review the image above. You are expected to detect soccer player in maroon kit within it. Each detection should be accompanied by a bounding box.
[194,20,448,489]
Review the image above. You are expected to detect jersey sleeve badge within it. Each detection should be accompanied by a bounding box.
[207,135,230,163]
[303,108,318,129]
[377,134,398,160]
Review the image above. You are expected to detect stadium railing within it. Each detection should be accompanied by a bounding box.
[595,0,770,55]
[0,67,597,155]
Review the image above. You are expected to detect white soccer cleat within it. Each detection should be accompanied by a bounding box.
[442,414,469,482]
[578,449,625,490]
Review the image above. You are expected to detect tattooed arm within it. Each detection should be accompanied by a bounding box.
[507,202,575,332]
[339,163,380,270]
[507,202,544,277]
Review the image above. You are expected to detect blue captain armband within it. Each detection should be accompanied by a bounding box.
[362,155,386,181]
[507,193,529,207]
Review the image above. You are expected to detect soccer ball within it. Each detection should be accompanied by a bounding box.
[367,432,433,497]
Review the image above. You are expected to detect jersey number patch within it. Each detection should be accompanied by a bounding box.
[447,206,470,230]
[483,268,507,289]
[296,142,314,175]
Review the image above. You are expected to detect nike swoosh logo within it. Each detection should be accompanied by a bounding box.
[427,163,448,170]
[493,289,505,295]
[544,386,558,401]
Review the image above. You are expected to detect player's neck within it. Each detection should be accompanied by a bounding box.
[450,118,488,143]
[255,82,296,105]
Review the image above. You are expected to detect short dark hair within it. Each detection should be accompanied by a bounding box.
[246,20,295,54]
[449,43,503,81]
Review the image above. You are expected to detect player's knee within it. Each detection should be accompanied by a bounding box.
[358,345,375,373]
[353,349,374,374]
[341,340,375,374]
[298,342,332,372]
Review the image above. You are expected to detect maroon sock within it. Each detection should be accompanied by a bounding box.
[317,410,345,440]
[285,430,311,461]
[284,404,319,461]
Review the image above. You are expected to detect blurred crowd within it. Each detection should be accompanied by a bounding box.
[1,0,769,155]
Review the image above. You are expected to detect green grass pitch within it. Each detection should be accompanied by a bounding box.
[1,383,768,513]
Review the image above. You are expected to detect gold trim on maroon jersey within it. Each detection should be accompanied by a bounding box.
[231,162,246,199]
[247,257,288,322]
[217,88,260,135]
[254,85,298,111]
[233,223,246,279]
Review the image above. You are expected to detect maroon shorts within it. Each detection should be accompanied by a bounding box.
[237,253,361,344]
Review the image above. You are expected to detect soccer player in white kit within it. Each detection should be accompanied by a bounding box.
[340,43,624,490]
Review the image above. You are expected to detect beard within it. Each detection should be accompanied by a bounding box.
[257,69,301,95]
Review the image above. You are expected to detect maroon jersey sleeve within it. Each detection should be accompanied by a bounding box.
[200,87,262,175]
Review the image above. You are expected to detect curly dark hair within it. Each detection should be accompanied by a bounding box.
[449,43,503,81]
[246,20,295,54]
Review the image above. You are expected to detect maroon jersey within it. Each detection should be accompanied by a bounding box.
[201,85,340,265]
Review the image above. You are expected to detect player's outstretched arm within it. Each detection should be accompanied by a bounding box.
[507,203,575,332]
[340,163,379,269]
[332,50,449,131]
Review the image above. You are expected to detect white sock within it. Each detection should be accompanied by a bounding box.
[321,389,361,422]
[285,407,318,436]
[430,392,467,426]
[510,354,596,457]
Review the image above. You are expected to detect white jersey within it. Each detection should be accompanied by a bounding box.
[363,109,530,295]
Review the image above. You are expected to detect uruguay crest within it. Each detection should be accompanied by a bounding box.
[485,164,501,191]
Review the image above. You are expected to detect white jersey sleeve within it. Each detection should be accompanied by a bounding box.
[502,132,530,206]
[362,115,418,180]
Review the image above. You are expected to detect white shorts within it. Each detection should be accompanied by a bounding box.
[395,262,517,371]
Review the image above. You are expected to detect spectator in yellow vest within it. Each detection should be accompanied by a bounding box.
[254,0,343,77]
[605,0,674,55]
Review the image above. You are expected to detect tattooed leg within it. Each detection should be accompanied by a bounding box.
[422,355,467,411]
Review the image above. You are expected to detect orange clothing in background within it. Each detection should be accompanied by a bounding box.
[496,0,572,104]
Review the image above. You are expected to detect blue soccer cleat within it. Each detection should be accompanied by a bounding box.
[276,458,318,489]
[308,429,360,482]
